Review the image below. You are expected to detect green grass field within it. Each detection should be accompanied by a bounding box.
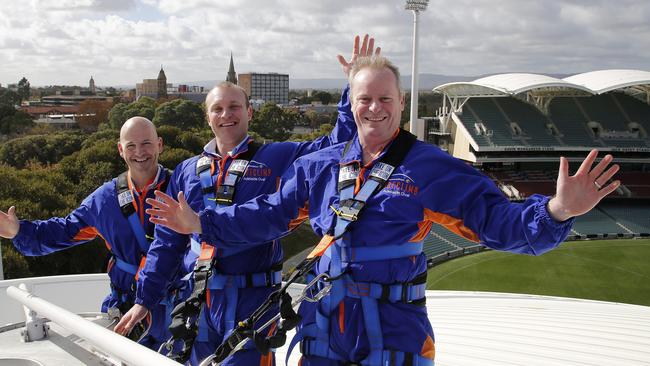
[426,238,650,306]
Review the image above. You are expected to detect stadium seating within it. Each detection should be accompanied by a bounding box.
[613,93,650,137]
[576,94,629,131]
[549,98,598,146]
[494,98,563,146]
[600,202,650,234]
[466,98,520,146]
[456,106,491,146]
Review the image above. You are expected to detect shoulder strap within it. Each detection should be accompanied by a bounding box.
[197,141,262,209]
[114,171,155,255]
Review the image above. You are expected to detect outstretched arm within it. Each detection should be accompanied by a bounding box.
[0,206,19,239]
[547,149,620,222]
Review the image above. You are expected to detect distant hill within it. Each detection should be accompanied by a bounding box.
[171,73,476,92]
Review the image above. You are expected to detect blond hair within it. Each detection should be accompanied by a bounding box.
[348,55,402,95]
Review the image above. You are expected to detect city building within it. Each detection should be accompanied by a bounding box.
[136,66,170,100]
[239,72,289,105]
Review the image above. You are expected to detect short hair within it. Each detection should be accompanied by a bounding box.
[205,81,250,109]
[348,55,402,95]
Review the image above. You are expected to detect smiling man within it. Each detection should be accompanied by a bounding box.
[115,35,378,365]
[0,116,176,350]
[147,55,621,366]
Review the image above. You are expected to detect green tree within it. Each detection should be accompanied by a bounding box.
[0,111,34,135]
[160,148,194,169]
[312,91,333,105]
[0,89,20,107]
[0,133,85,168]
[153,99,204,130]
[107,103,128,129]
[17,77,30,102]
[249,103,298,141]
[107,97,157,129]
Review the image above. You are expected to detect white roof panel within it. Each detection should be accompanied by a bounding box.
[435,73,593,97]
[564,69,650,94]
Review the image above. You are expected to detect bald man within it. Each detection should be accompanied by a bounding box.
[0,116,177,350]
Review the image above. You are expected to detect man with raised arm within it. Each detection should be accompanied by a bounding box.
[148,55,620,366]
[115,35,379,365]
[0,116,177,350]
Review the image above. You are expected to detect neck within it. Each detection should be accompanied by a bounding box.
[129,169,157,191]
[359,132,394,165]
[215,135,245,157]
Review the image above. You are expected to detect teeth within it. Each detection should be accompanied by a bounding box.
[221,122,235,127]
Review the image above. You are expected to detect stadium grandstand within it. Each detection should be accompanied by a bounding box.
[422,69,650,266]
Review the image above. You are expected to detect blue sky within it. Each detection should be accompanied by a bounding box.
[1,0,649,87]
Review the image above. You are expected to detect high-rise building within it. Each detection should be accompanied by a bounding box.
[239,72,289,105]
[226,53,237,84]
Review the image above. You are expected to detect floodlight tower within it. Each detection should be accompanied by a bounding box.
[405,0,429,140]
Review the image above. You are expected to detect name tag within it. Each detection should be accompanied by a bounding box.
[339,164,360,183]
[118,190,134,207]
[369,162,395,182]
[228,159,249,175]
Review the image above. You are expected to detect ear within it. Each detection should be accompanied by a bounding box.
[400,92,405,112]
[247,105,253,120]
[117,142,124,157]
[157,136,163,153]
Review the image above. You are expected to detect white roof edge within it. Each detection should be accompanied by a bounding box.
[435,73,594,97]
[564,69,650,94]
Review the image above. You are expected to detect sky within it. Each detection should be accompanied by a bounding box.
[1,0,649,87]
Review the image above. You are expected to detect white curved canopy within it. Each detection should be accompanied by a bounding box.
[563,69,650,94]
[435,73,593,97]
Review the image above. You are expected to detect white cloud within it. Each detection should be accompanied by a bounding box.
[0,0,649,86]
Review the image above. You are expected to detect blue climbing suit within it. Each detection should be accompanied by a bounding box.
[197,130,575,365]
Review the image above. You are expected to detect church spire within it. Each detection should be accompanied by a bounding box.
[226,52,238,84]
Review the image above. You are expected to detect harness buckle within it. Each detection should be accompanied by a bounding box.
[331,199,364,222]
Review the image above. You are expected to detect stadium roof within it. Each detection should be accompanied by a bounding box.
[563,69,650,94]
[434,73,593,97]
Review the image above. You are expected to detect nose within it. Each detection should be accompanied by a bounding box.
[369,99,381,113]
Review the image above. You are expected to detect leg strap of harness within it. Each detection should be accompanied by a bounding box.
[207,267,282,345]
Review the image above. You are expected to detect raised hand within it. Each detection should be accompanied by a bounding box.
[146,191,201,234]
[0,206,19,239]
[547,149,620,222]
[337,34,382,77]
[114,304,148,336]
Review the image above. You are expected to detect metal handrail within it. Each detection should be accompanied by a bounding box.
[6,285,181,366]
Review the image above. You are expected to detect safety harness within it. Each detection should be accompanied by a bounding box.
[292,128,431,366]
[205,129,430,366]
[160,142,283,363]
[112,168,172,341]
